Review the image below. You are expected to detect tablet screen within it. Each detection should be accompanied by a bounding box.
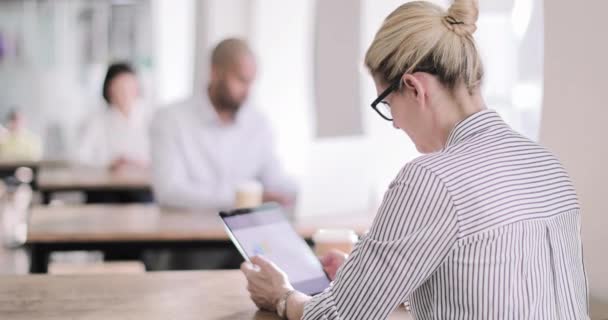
[221,205,331,295]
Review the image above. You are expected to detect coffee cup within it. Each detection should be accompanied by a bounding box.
[235,181,263,209]
[312,228,359,257]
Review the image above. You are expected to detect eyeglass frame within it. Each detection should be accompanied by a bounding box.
[370,67,438,121]
[370,77,401,121]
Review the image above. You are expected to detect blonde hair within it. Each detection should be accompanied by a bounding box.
[364,0,483,92]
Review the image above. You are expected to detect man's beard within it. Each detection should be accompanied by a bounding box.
[214,82,242,114]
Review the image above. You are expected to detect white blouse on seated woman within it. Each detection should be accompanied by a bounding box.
[74,62,151,170]
[75,102,151,169]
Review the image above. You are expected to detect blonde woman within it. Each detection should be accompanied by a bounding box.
[241,0,589,319]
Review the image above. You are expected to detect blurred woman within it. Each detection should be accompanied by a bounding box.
[75,62,152,203]
[75,62,150,172]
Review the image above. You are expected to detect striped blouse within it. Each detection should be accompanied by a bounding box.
[303,110,589,319]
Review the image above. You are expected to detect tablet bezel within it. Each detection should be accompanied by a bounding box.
[219,203,331,295]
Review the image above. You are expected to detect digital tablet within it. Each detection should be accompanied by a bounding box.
[219,203,331,295]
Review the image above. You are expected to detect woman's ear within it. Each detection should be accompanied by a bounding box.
[401,73,418,96]
[402,73,427,104]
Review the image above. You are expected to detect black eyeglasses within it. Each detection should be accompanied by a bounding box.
[370,77,401,121]
[370,67,437,121]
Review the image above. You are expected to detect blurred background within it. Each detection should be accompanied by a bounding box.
[0,0,543,216]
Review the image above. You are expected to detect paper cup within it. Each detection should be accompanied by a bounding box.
[312,229,359,257]
[235,181,263,209]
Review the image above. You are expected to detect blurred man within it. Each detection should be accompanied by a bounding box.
[150,38,297,210]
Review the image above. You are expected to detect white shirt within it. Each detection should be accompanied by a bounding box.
[149,95,297,210]
[304,110,588,319]
[75,103,151,168]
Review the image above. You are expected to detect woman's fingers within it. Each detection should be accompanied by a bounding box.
[250,255,274,271]
[241,261,256,278]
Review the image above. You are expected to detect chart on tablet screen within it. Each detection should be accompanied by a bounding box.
[233,221,321,283]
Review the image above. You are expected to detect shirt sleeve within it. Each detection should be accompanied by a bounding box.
[303,163,459,320]
[149,109,235,210]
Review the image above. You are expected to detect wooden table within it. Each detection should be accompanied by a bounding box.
[0,271,410,320]
[37,167,152,204]
[26,205,374,273]
[0,159,58,190]
[0,159,40,171]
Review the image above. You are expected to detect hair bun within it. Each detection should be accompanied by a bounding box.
[444,0,479,36]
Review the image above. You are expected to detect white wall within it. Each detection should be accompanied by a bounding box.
[314,0,363,137]
[152,0,195,104]
[193,0,252,98]
[540,0,608,315]
[250,0,374,216]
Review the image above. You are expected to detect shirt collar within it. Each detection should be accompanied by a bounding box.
[444,109,505,148]
[194,94,251,127]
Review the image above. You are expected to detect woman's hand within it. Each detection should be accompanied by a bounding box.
[320,249,348,281]
[109,156,130,172]
[263,191,296,207]
[109,156,148,172]
[241,256,294,311]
